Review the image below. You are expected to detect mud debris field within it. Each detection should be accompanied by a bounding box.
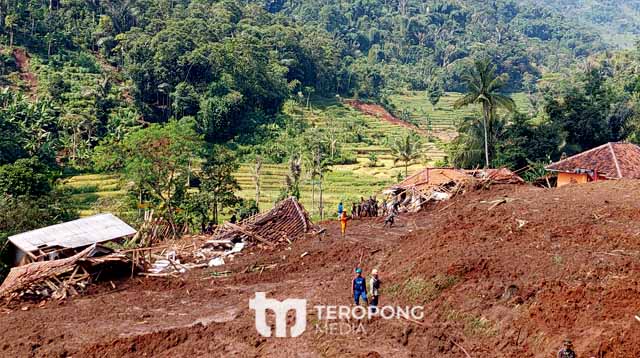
[1,180,639,357]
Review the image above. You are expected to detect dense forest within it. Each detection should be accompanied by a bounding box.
[2,0,640,278]
[533,0,640,47]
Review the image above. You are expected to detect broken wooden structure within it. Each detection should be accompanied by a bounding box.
[140,197,318,276]
[385,167,524,212]
[8,213,136,266]
[385,168,472,212]
[0,244,136,301]
[211,197,317,246]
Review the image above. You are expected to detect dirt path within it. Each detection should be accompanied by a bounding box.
[1,181,640,357]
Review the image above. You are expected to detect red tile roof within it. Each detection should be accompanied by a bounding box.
[545,142,640,179]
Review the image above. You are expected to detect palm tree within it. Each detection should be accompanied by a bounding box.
[454,58,516,168]
[391,133,423,178]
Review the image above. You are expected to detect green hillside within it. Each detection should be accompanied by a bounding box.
[388,91,533,139]
[60,95,457,220]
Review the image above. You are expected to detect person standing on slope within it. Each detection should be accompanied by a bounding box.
[352,268,368,306]
[337,201,344,219]
[340,210,349,238]
[369,269,381,313]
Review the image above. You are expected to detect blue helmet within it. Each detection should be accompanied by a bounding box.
[355,268,362,273]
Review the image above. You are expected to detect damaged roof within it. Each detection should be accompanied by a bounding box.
[545,142,640,179]
[392,168,471,192]
[9,213,136,254]
[214,197,316,244]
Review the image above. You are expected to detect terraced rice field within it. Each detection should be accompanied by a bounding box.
[388,91,532,138]
[60,173,128,217]
[63,93,531,220]
[304,97,448,164]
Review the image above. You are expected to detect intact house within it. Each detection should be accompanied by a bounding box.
[8,213,136,266]
[545,142,640,187]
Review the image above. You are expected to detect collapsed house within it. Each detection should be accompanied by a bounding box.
[213,197,316,245]
[0,199,319,299]
[385,167,524,212]
[545,142,640,187]
[1,214,137,301]
[8,213,136,265]
[147,197,318,275]
[0,244,135,301]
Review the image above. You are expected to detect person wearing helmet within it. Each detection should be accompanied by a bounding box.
[369,268,381,312]
[352,268,368,305]
[557,339,576,358]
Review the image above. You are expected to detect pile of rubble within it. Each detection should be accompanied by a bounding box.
[144,197,318,276]
[385,167,523,213]
[0,245,135,301]
[0,198,319,300]
[466,168,526,185]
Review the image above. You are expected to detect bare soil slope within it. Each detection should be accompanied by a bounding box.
[1,181,639,357]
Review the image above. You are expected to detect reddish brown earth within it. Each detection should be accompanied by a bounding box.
[344,100,428,134]
[344,100,455,142]
[1,180,640,357]
[13,48,38,95]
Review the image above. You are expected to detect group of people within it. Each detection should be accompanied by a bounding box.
[351,197,386,219]
[337,197,400,237]
[351,267,381,311]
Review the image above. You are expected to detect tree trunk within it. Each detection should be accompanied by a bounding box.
[311,181,315,215]
[319,180,324,220]
[405,161,408,177]
[255,178,261,210]
[482,103,490,168]
[213,199,218,224]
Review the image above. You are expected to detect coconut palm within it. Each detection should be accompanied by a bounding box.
[390,133,423,178]
[454,58,516,168]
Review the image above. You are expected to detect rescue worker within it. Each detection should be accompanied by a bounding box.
[337,201,344,219]
[383,209,397,228]
[557,339,576,358]
[352,268,368,305]
[369,269,381,313]
[340,210,348,238]
[351,202,357,219]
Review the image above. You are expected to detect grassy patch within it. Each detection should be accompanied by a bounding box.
[445,309,498,338]
[389,274,460,303]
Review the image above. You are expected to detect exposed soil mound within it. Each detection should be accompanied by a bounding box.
[13,48,37,95]
[0,181,639,357]
[345,100,428,134]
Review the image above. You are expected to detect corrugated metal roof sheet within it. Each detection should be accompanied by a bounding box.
[8,213,136,253]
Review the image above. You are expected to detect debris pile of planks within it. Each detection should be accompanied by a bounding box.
[140,238,246,277]
[0,244,136,302]
[384,168,472,213]
[128,210,190,247]
[385,168,524,213]
[213,197,317,246]
[466,168,526,186]
[142,197,318,276]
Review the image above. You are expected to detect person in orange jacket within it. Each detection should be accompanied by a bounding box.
[340,210,348,238]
